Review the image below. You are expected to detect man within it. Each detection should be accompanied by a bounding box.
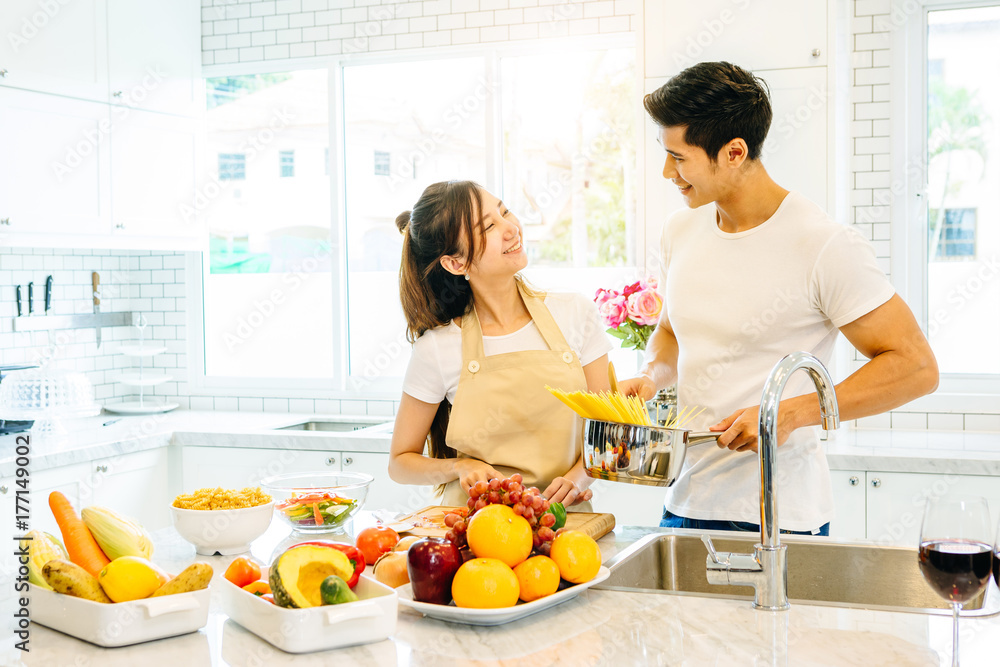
[622,62,938,535]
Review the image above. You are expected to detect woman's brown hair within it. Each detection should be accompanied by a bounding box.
[396,181,483,469]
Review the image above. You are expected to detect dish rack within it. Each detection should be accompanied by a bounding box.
[103,315,178,415]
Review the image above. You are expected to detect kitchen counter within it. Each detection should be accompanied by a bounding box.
[10,518,1000,666]
[3,409,1000,480]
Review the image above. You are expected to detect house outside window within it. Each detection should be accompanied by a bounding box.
[373,150,390,176]
[279,150,295,178]
[218,153,246,181]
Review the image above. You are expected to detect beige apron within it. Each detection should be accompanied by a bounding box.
[440,283,592,511]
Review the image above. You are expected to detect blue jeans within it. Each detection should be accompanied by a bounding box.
[659,509,830,536]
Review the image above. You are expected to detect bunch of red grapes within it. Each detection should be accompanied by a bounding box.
[443,473,561,557]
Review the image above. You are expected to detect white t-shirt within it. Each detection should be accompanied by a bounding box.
[660,192,895,531]
[403,292,612,405]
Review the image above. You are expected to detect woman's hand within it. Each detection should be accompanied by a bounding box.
[454,458,504,496]
[542,477,593,506]
[618,374,657,402]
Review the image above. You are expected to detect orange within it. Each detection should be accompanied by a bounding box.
[466,504,532,568]
[451,558,520,608]
[549,530,602,584]
[513,555,561,602]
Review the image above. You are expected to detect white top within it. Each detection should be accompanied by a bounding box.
[403,291,612,405]
[660,192,896,531]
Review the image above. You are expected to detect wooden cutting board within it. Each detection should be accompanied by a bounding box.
[394,505,616,541]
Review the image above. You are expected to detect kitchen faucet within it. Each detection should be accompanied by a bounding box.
[701,352,840,610]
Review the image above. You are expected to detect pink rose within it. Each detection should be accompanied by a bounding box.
[641,276,658,291]
[622,280,643,297]
[626,288,663,326]
[594,287,619,309]
[598,295,628,329]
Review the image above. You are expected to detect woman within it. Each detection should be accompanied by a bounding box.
[387,181,611,508]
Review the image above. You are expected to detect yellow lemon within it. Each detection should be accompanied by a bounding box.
[451,558,519,608]
[549,530,602,584]
[513,555,561,602]
[98,556,166,602]
[466,504,533,568]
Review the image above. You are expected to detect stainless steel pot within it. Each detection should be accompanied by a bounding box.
[582,418,719,487]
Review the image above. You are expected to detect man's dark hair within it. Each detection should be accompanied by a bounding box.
[643,62,772,162]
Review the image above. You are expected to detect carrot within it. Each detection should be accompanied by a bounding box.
[48,491,110,577]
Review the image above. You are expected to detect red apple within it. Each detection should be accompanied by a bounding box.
[406,537,462,605]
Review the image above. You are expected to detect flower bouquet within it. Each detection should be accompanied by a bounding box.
[594,278,663,352]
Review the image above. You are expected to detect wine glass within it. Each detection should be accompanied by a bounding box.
[918,495,993,667]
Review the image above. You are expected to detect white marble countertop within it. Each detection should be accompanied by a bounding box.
[3,409,1000,478]
[9,516,1000,667]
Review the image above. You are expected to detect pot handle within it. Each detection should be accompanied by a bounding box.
[323,599,382,625]
[688,432,721,446]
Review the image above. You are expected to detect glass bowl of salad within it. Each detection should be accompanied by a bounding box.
[260,472,373,532]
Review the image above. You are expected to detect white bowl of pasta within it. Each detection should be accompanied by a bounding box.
[171,487,275,556]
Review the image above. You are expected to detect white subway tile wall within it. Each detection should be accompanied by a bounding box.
[200,0,636,65]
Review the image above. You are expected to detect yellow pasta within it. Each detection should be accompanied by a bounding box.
[546,385,703,429]
[172,487,272,510]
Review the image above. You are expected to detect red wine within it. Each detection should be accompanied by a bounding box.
[918,539,993,604]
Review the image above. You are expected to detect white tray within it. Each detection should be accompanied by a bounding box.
[30,584,211,648]
[397,565,610,626]
[103,400,179,414]
[220,569,398,654]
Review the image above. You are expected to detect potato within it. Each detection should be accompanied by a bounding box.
[394,535,422,551]
[151,562,213,597]
[42,559,112,603]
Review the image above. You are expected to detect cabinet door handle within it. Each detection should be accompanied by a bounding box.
[0,485,7,494]
[326,457,337,466]
[0,69,7,78]
[96,465,108,473]
[0,218,10,226]
[811,49,821,57]
[112,90,123,98]
[344,457,353,466]
[871,478,881,488]
[849,476,859,486]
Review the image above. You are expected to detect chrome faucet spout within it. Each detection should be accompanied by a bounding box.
[758,351,839,548]
[704,351,839,611]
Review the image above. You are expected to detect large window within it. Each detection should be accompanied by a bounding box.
[202,70,333,379]
[200,44,637,388]
[924,6,1000,375]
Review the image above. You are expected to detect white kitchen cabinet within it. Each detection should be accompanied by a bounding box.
[181,446,432,514]
[29,462,90,541]
[80,448,171,531]
[865,471,1000,546]
[0,87,111,236]
[107,0,201,117]
[643,0,827,78]
[0,0,108,102]
[110,109,205,242]
[828,469,866,540]
[588,479,667,527]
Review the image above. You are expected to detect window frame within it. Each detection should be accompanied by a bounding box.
[189,34,639,400]
[896,0,1000,407]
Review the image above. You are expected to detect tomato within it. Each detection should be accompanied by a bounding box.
[295,541,366,588]
[224,556,261,588]
[355,526,399,566]
[242,580,271,596]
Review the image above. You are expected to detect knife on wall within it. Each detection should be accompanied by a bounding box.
[27,282,33,315]
[44,275,52,315]
[15,285,21,317]
[92,271,102,349]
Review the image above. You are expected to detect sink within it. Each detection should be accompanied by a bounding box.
[596,532,1000,617]
[275,419,389,433]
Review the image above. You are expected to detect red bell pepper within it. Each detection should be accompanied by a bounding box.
[294,540,366,588]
